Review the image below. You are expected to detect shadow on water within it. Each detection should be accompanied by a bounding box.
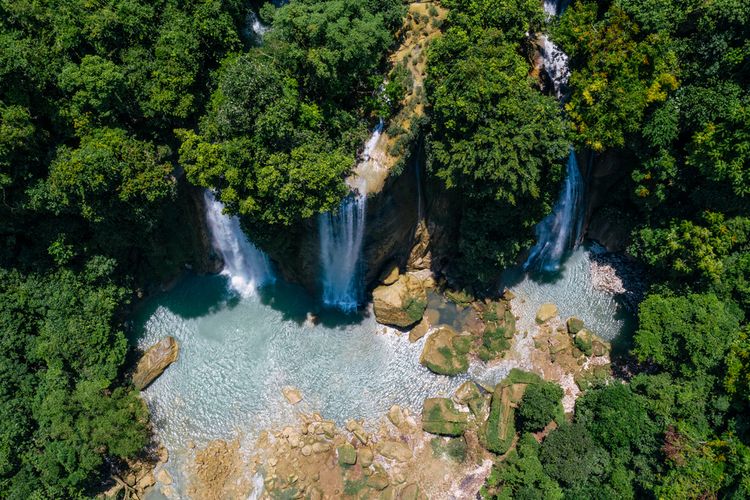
[499,250,575,290]
[130,272,373,344]
[256,279,371,328]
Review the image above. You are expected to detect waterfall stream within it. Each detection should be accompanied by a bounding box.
[523,149,584,272]
[318,193,367,312]
[318,122,384,311]
[524,0,583,273]
[203,191,275,296]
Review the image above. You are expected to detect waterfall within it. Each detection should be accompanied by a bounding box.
[524,149,584,273]
[203,191,275,296]
[319,192,367,312]
[540,35,570,99]
[318,122,383,311]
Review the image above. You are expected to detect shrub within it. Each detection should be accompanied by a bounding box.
[518,382,565,433]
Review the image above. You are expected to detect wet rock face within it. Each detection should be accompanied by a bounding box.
[133,337,179,390]
[261,159,420,297]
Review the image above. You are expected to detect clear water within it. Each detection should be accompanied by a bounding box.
[133,275,468,496]
[508,244,632,341]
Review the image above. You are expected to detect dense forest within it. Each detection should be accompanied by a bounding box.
[0,0,748,498]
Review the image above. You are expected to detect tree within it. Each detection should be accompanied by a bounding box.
[482,433,563,500]
[634,292,743,378]
[517,381,564,433]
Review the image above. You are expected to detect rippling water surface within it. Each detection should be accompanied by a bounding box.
[132,275,467,496]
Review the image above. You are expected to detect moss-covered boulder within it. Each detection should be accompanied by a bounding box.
[453,381,487,419]
[574,329,594,356]
[337,443,357,466]
[480,370,543,454]
[373,272,428,328]
[567,316,585,334]
[420,327,469,375]
[422,398,469,436]
[574,364,612,390]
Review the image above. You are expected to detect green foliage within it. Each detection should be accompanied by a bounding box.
[634,292,743,378]
[181,0,405,231]
[554,1,679,151]
[482,433,563,500]
[631,212,750,283]
[539,422,608,488]
[425,1,569,284]
[0,263,148,498]
[517,382,564,433]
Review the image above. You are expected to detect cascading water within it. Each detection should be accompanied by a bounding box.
[203,190,275,296]
[523,0,583,273]
[318,192,367,312]
[540,36,570,99]
[318,121,383,311]
[523,149,584,272]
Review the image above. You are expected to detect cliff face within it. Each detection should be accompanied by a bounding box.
[261,158,421,298]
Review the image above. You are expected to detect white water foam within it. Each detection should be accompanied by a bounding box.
[203,190,275,296]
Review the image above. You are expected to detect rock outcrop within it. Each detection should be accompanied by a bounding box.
[419,326,470,375]
[421,398,469,436]
[373,272,428,328]
[133,337,179,390]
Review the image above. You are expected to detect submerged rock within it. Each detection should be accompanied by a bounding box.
[373,272,428,328]
[133,337,179,390]
[408,316,431,342]
[419,326,470,376]
[422,398,469,436]
[282,386,303,405]
[536,303,558,324]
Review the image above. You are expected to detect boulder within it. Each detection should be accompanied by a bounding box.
[399,483,420,500]
[536,303,558,324]
[567,316,585,335]
[368,472,390,490]
[388,405,405,428]
[408,317,430,343]
[574,329,594,356]
[282,386,303,405]
[381,265,400,286]
[419,327,469,376]
[592,337,611,357]
[373,273,428,328]
[421,398,468,436]
[156,469,172,485]
[358,447,374,467]
[133,337,179,390]
[378,441,412,462]
[453,381,486,418]
[337,443,357,466]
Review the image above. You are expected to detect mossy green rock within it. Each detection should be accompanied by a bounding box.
[567,316,585,335]
[481,370,542,454]
[422,398,469,436]
[373,273,427,328]
[420,326,469,375]
[337,443,357,466]
[574,329,594,356]
[575,364,612,391]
